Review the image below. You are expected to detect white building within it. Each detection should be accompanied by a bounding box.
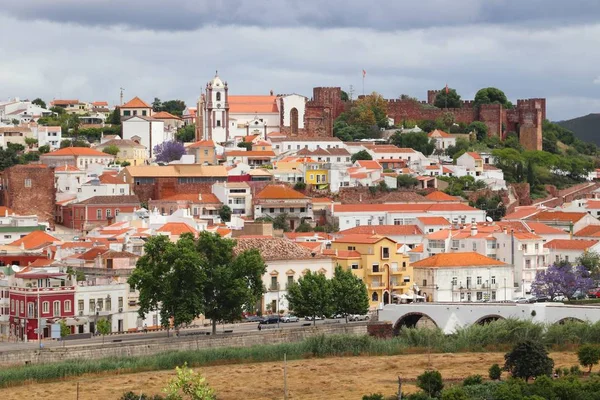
[77,173,131,202]
[212,182,252,216]
[412,252,514,302]
[34,125,62,149]
[270,137,344,155]
[54,165,86,199]
[428,129,456,151]
[0,211,47,245]
[545,239,600,266]
[0,99,53,125]
[122,116,167,159]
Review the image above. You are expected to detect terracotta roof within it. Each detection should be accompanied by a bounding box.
[417,216,451,225]
[253,140,271,147]
[151,111,182,120]
[466,152,482,160]
[425,229,452,240]
[101,139,146,149]
[28,259,54,267]
[284,232,331,240]
[243,134,259,143]
[216,227,232,237]
[55,165,81,172]
[101,250,138,259]
[42,147,112,157]
[410,244,424,253]
[356,160,382,169]
[10,230,60,250]
[524,222,566,235]
[585,200,600,209]
[528,211,588,223]
[157,222,198,236]
[512,232,542,240]
[158,193,221,204]
[234,237,329,261]
[77,195,140,205]
[483,164,500,171]
[334,234,393,244]
[545,239,599,250]
[92,101,108,106]
[297,241,322,252]
[323,249,362,259]
[122,165,227,178]
[0,206,14,215]
[224,150,276,157]
[574,225,600,238]
[503,206,540,220]
[51,99,79,105]
[311,197,333,204]
[98,172,125,184]
[412,252,506,268]
[256,184,307,200]
[334,203,479,213]
[338,225,422,236]
[188,140,215,148]
[428,129,452,138]
[121,96,151,108]
[425,165,441,170]
[228,95,279,113]
[424,191,458,202]
[75,246,109,261]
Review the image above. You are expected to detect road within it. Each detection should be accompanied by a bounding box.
[0,318,351,352]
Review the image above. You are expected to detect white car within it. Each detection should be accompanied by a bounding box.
[348,314,370,322]
[281,315,299,323]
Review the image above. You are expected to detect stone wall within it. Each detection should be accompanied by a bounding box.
[0,323,368,366]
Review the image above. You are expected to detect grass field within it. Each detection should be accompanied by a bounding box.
[0,351,580,400]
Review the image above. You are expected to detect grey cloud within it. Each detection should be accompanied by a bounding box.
[4,0,600,31]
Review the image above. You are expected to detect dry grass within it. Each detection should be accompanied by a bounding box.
[0,351,579,400]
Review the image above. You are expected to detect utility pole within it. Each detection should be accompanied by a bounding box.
[119,87,124,106]
[283,353,288,400]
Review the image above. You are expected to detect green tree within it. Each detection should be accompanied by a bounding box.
[576,251,600,278]
[295,222,313,232]
[351,150,373,162]
[38,145,51,154]
[102,144,120,156]
[270,213,291,232]
[128,234,207,331]
[196,232,266,335]
[176,124,196,142]
[96,318,111,344]
[32,98,46,109]
[331,265,369,322]
[218,205,232,223]
[390,131,435,155]
[441,386,468,400]
[60,139,90,148]
[237,141,252,150]
[489,363,502,380]
[462,375,483,386]
[474,87,512,109]
[347,92,388,129]
[441,112,456,129]
[152,98,162,112]
[24,137,38,149]
[163,363,215,400]
[161,100,187,116]
[108,107,121,125]
[434,88,462,108]
[504,340,554,382]
[59,319,70,346]
[286,271,332,325]
[416,370,444,398]
[468,121,489,141]
[446,137,470,159]
[67,113,81,139]
[340,90,349,102]
[293,182,306,191]
[577,344,600,373]
[397,174,418,188]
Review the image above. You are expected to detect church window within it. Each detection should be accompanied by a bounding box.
[216,92,221,101]
[290,108,299,136]
[217,120,221,127]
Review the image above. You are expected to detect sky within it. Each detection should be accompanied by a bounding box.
[1,0,600,120]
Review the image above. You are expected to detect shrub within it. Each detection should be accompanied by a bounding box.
[577,344,600,372]
[463,374,483,386]
[405,392,434,400]
[293,182,306,191]
[489,364,502,380]
[504,340,554,382]
[570,365,583,376]
[362,394,385,400]
[417,370,444,398]
[441,386,468,400]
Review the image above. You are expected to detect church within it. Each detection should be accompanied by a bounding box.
[195,73,345,143]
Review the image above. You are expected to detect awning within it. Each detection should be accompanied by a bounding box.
[51,317,89,326]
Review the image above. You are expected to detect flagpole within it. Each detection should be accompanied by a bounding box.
[362,74,365,96]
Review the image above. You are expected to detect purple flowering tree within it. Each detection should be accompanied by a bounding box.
[531,264,594,300]
[153,140,185,163]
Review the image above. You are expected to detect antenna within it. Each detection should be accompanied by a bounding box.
[119,87,125,105]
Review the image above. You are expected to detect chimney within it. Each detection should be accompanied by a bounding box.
[471,223,478,237]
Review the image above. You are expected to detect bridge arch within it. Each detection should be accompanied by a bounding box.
[474,314,505,325]
[393,312,438,335]
[555,317,585,325]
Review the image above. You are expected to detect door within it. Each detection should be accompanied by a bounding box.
[118,319,123,332]
[89,322,95,334]
[290,219,295,230]
[383,291,390,305]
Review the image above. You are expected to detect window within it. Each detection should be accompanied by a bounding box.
[452,276,457,286]
[351,264,359,270]
[78,300,84,311]
[372,264,380,273]
[279,208,284,213]
[216,120,221,127]
[310,174,314,180]
[89,299,95,313]
[467,292,472,301]
[97,298,103,311]
[451,240,459,249]
[422,279,427,287]
[96,209,102,219]
[20,300,24,314]
[28,302,35,318]
[216,92,221,101]
[355,220,360,227]
[472,242,477,251]
[204,149,209,156]
[43,301,49,314]
[65,187,70,191]
[476,292,483,300]
[382,247,390,259]
[270,276,278,290]
[10,299,14,312]
[535,243,539,251]
[491,276,496,284]
[522,244,528,252]
[64,300,71,313]
[491,291,497,300]
[286,276,293,288]
[372,292,378,302]
[24,179,32,188]
[106,209,112,218]
[133,110,137,116]
[347,246,356,251]
[289,208,294,213]
[565,256,569,262]
[269,208,275,213]
[525,259,531,268]
[115,209,120,216]
[477,276,482,285]
[300,208,305,212]
[118,297,123,309]
[3,235,10,239]
[53,300,60,316]
[106,297,111,311]
[460,293,465,300]
[555,255,560,263]
[466,277,472,288]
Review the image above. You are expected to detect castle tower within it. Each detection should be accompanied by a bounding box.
[202,71,229,143]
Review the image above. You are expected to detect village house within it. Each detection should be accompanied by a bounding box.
[253,184,313,231]
[187,140,218,165]
[58,195,140,231]
[212,181,252,216]
[40,147,115,169]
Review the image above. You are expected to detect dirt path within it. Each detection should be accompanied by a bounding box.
[0,352,578,400]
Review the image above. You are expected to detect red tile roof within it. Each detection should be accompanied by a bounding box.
[574,225,600,238]
[338,225,422,236]
[528,211,589,223]
[323,249,362,259]
[428,129,452,138]
[10,231,60,249]
[75,246,109,261]
[55,165,81,172]
[228,95,279,113]
[98,172,124,184]
[466,152,482,160]
[417,216,451,225]
[356,160,382,169]
[224,150,276,157]
[503,206,540,220]
[256,185,307,200]
[545,239,599,250]
[334,234,393,244]
[412,252,505,268]
[424,191,458,202]
[188,140,215,148]
[334,203,479,213]
[151,111,182,120]
[43,147,112,157]
[121,96,151,108]
[51,99,79,106]
[157,222,198,236]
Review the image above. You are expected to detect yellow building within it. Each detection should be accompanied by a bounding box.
[101,138,147,166]
[304,161,328,188]
[187,139,217,165]
[327,234,413,309]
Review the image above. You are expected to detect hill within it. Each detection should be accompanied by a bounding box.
[557,113,600,145]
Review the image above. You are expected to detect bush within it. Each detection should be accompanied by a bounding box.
[293,182,306,191]
[417,370,444,398]
[489,363,502,380]
[441,386,468,400]
[405,392,434,400]
[362,394,386,400]
[463,374,483,386]
[504,340,554,382]
[120,392,164,400]
[570,365,583,376]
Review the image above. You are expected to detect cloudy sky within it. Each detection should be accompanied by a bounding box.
[1,0,600,120]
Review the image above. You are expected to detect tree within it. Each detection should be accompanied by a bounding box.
[440,386,468,400]
[196,232,266,335]
[59,319,70,346]
[578,344,600,373]
[462,375,483,386]
[96,318,111,344]
[468,121,489,141]
[577,251,600,278]
[416,370,444,398]
[67,113,81,139]
[128,234,207,330]
[340,90,349,102]
[32,98,46,109]
[531,263,594,301]
[38,145,50,154]
[237,141,252,150]
[154,140,186,163]
[397,174,418,188]
[293,182,306,191]
[351,150,373,162]
[24,137,38,149]
[295,222,313,232]
[176,124,196,143]
[163,363,216,400]
[160,100,186,116]
[434,88,462,109]
[489,363,502,380]
[390,131,435,155]
[272,213,291,232]
[102,144,120,156]
[347,92,388,129]
[474,87,512,109]
[286,271,332,325]
[330,265,369,322]
[218,205,232,223]
[504,340,554,382]
[108,107,121,125]
[152,98,162,112]
[60,139,89,148]
[441,112,456,129]
[446,137,470,159]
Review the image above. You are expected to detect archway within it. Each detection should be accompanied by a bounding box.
[383,291,390,305]
[556,317,585,325]
[474,315,505,325]
[393,312,438,335]
[290,108,299,136]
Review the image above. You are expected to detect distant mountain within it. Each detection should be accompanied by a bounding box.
[556,113,600,145]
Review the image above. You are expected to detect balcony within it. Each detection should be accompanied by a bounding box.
[390,267,406,275]
[390,281,406,289]
[368,267,385,275]
[369,281,385,289]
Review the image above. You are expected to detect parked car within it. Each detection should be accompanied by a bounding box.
[260,315,281,324]
[513,297,532,304]
[331,313,344,319]
[244,315,264,323]
[281,315,299,323]
[532,296,550,303]
[348,314,370,322]
[304,315,323,321]
[588,288,600,298]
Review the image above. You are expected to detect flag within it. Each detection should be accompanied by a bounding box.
[445,84,449,94]
[362,69,366,78]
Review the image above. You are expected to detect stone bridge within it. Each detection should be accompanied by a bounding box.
[378,303,600,334]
